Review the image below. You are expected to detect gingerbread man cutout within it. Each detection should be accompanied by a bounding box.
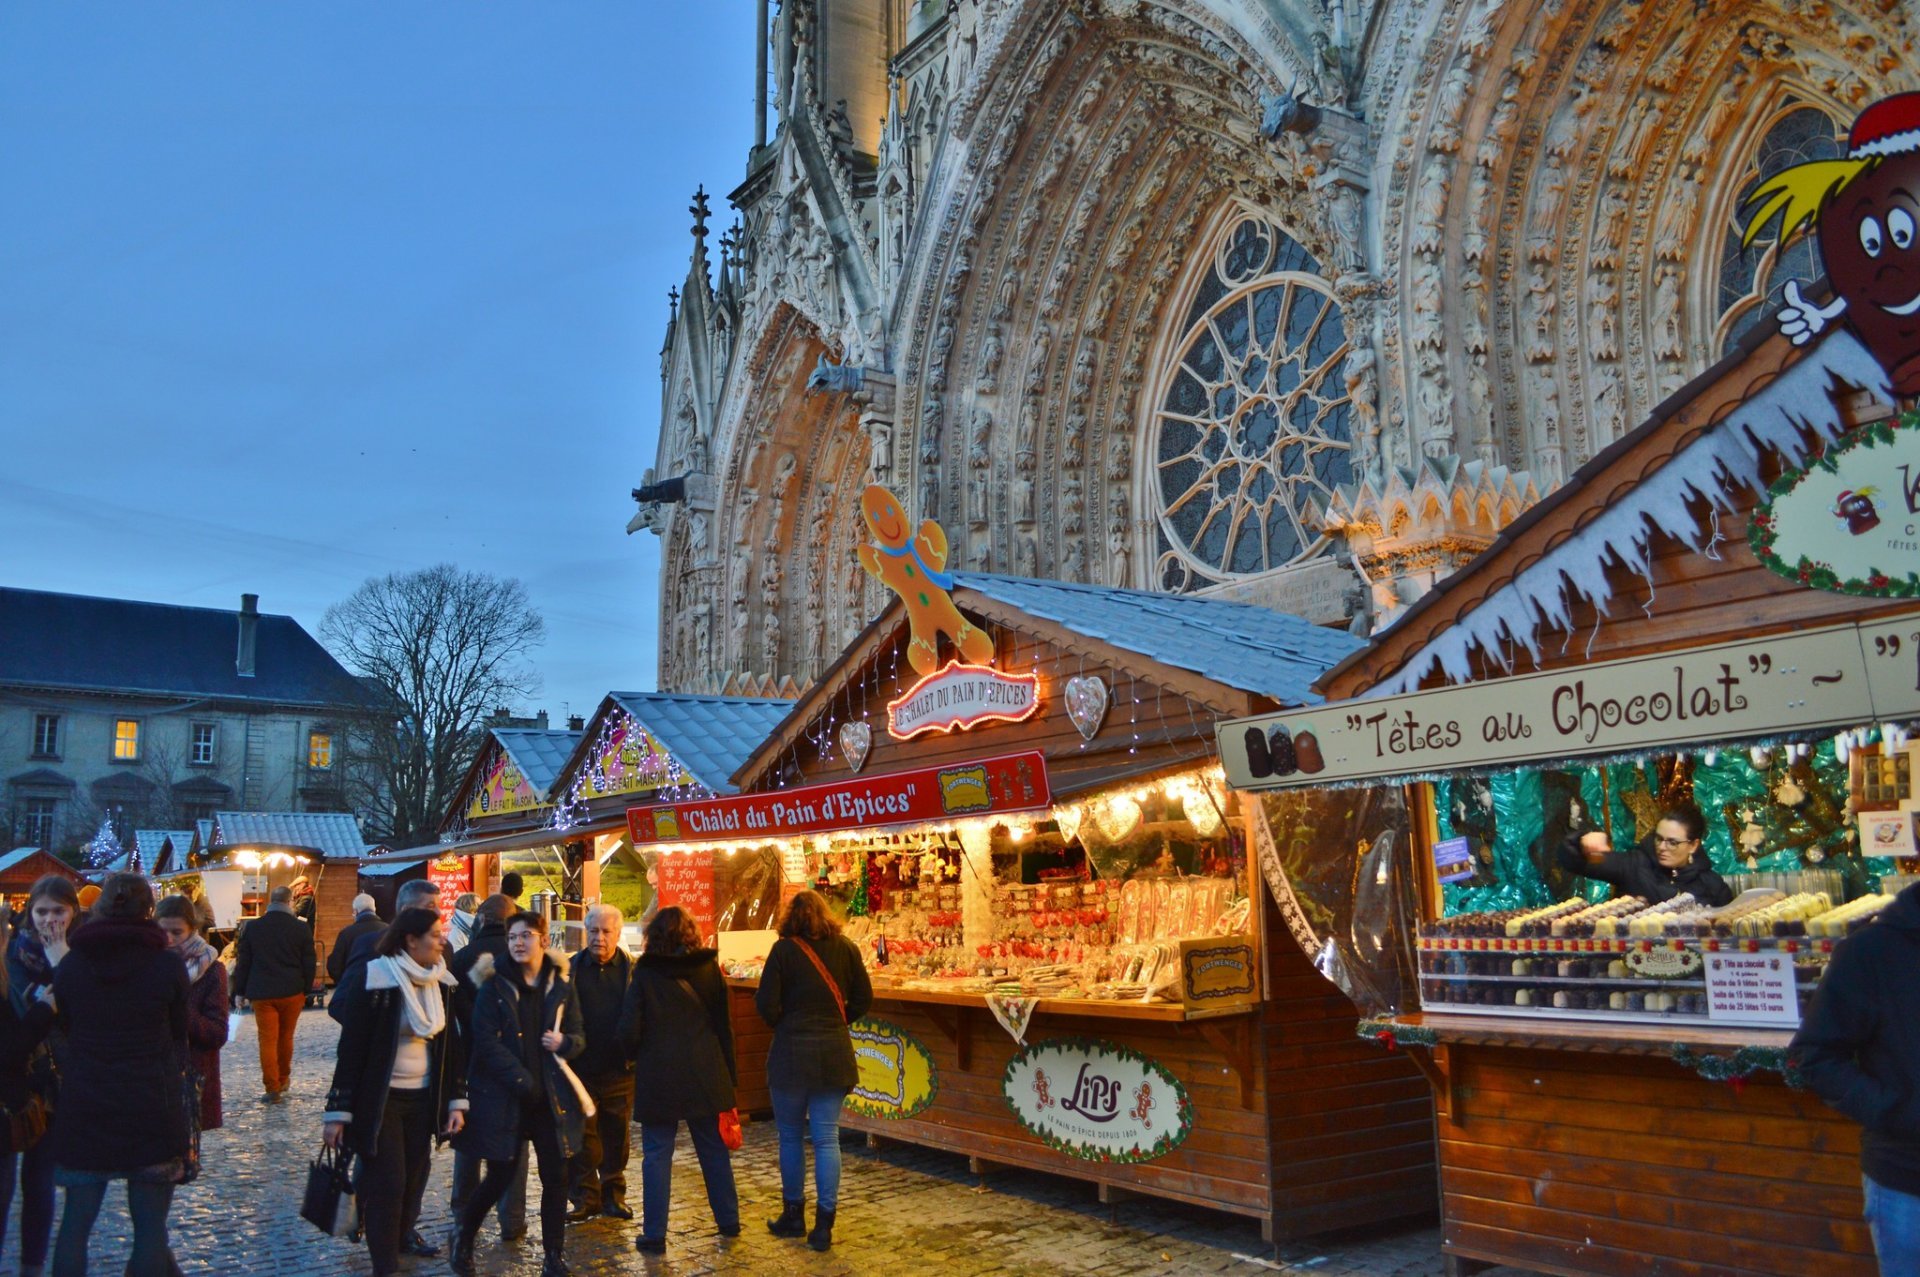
[855,484,995,674]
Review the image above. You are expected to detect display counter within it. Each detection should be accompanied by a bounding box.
[721,894,1436,1245]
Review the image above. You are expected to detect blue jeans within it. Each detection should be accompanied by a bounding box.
[770,1088,848,1212]
[1,1139,57,1269]
[1865,1174,1920,1277]
[639,1116,738,1242]
[50,1175,176,1276]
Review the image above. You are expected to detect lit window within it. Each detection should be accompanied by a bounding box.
[113,719,141,761]
[32,714,59,758]
[191,722,216,765]
[309,732,333,770]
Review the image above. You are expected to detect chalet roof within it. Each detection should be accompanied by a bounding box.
[209,811,365,860]
[603,693,796,795]
[134,829,195,874]
[492,729,582,797]
[0,587,384,709]
[952,574,1363,705]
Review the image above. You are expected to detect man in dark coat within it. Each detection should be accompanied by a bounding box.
[333,879,438,1006]
[566,904,635,1221]
[233,885,318,1102]
[448,894,528,1240]
[327,894,385,984]
[1791,878,1920,1269]
[1554,802,1734,907]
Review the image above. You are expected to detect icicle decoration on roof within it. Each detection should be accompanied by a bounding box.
[1382,331,1894,693]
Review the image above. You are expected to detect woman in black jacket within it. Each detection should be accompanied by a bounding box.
[3,873,78,1277]
[322,907,466,1277]
[1555,802,1734,907]
[47,873,189,1277]
[619,905,738,1255]
[0,914,56,1277]
[452,911,586,1277]
[755,890,873,1253]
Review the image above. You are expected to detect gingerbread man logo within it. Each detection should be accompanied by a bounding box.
[1742,91,1920,395]
[855,484,995,674]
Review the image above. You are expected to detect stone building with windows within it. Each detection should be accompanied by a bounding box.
[633,0,1916,691]
[0,588,386,857]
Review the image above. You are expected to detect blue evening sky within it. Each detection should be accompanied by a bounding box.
[0,5,755,722]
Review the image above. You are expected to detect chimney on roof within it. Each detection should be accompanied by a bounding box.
[535,710,549,730]
[237,593,259,678]
[567,715,585,731]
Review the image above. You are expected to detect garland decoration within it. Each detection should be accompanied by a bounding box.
[1669,1043,1806,1090]
[1357,1018,1438,1050]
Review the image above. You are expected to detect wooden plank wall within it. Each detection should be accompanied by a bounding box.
[839,999,1278,1228]
[730,985,773,1115]
[1262,899,1438,1238]
[1437,1043,1874,1276]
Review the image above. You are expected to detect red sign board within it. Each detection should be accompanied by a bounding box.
[656,853,718,945]
[427,855,471,924]
[628,750,1052,845]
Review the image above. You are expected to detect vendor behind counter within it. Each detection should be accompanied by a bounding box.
[1556,801,1734,906]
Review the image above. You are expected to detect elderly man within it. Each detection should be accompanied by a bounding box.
[233,885,317,1103]
[330,879,441,1016]
[327,893,384,984]
[568,904,637,1221]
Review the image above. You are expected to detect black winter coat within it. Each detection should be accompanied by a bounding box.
[234,907,317,1001]
[448,919,511,1030]
[1791,880,1920,1196]
[0,992,53,1109]
[620,950,734,1124]
[1554,833,1734,906]
[48,916,190,1174]
[461,952,587,1163]
[327,911,385,983]
[570,946,634,1080]
[756,934,873,1093]
[323,958,467,1158]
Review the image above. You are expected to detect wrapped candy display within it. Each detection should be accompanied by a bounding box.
[1416,887,1904,1026]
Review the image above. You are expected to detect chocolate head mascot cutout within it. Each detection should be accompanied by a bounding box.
[855,484,995,674]
[1743,91,1920,396]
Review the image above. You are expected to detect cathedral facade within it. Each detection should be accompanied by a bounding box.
[634,0,1916,694]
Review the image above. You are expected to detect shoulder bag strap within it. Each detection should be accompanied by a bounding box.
[792,938,847,1023]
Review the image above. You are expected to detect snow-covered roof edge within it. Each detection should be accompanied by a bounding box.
[1381,330,1893,693]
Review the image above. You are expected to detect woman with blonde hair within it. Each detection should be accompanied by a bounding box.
[755,890,872,1252]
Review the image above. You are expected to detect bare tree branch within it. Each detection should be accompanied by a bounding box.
[320,565,545,844]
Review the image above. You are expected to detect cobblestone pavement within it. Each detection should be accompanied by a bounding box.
[6,1011,1493,1276]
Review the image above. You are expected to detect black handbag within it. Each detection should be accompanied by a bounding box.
[299,1144,356,1237]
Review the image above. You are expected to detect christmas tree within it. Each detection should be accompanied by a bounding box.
[85,816,122,871]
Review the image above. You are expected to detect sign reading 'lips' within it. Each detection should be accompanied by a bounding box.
[1001,1037,1193,1164]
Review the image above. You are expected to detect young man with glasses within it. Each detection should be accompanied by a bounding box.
[1555,801,1734,906]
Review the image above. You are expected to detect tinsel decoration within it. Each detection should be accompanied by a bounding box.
[1357,1018,1438,1048]
[1669,1043,1805,1090]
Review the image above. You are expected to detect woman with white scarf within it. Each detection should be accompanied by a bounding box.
[322,908,468,1277]
[155,897,229,1144]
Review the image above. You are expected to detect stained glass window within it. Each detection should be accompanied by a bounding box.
[1717,103,1845,357]
[1151,216,1351,592]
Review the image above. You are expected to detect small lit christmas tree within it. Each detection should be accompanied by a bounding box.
[85,816,122,871]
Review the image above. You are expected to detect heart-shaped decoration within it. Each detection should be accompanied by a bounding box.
[839,720,873,773]
[1064,675,1109,741]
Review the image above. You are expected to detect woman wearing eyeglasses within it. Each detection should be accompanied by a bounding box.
[1556,801,1734,906]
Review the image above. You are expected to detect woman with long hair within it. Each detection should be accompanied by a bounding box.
[323,906,467,1277]
[452,911,586,1277]
[3,875,77,1277]
[1,904,57,1277]
[756,889,872,1252]
[155,896,229,1143]
[47,872,189,1276]
[619,905,738,1255]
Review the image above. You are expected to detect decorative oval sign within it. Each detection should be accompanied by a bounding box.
[1001,1037,1193,1163]
[845,1017,937,1120]
[1750,413,1920,598]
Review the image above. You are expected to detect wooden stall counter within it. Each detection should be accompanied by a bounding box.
[1372,1013,1873,1277]
[721,909,1437,1247]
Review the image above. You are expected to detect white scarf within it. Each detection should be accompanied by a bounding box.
[372,953,451,1039]
[176,934,218,984]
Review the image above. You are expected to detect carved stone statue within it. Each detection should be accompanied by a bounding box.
[1526,159,1569,261]
[1411,258,1445,351]
[1654,171,1699,261]
[807,353,866,395]
[1412,157,1449,257]
[1591,182,1628,270]
[1653,267,1685,361]
[1107,432,1132,483]
[1430,64,1475,154]
[1526,264,1557,362]
[1586,273,1619,361]
[978,326,1005,394]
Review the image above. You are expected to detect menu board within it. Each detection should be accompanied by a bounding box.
[657,853,717,944]
[428,855,471,924]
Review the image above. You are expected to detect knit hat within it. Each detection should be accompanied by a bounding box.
[1848,91,1920,160]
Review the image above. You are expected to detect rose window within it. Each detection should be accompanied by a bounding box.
[1151,216,1353,592]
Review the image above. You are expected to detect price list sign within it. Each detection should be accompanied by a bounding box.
[1704,952,1801,1027]
[656,854,717,945]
